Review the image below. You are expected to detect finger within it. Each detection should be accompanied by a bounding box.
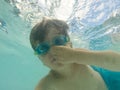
[51,46,65,51]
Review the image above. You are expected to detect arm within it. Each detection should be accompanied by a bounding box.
[50,46,120,71]
[74,48,120,71]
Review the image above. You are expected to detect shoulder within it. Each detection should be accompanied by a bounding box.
[35,75,54,90]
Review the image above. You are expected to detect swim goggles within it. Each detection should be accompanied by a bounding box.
[34,35,69,55]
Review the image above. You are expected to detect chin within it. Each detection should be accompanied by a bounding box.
[40,56,64,69]
[47,62,64,70]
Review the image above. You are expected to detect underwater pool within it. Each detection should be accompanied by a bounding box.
[0,0,120,90]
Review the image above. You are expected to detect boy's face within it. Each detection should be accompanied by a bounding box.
[37,27,71,69]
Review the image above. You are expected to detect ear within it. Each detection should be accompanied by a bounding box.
[69,42,73,48]
[66,42,73,48]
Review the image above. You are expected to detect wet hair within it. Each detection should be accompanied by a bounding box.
[29,18,69,50]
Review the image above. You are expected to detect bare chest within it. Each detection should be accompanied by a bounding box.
[47,73,108,90]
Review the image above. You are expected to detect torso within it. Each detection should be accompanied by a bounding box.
[37,65,108,90]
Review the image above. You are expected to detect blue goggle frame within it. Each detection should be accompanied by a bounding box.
[35,35,69,55]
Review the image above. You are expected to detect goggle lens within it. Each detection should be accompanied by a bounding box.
[53,36,68,45]
[35,36,69,55]
[35,42,50,55]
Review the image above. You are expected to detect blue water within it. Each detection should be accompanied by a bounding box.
[0,0,120,90]
[0,1,49,90]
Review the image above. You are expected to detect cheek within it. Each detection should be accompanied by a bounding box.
[38,55,49,62]
[38,56,48,65]
[38,55,54,67]
[38,55,45,61]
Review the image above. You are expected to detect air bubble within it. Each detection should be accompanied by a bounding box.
[0,18,8,33]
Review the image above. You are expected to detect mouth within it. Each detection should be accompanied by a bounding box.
[48,54,63,66]
[51,57,57,63]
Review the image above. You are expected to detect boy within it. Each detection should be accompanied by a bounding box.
[30,17,120,90]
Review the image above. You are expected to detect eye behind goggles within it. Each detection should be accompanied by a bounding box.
[35,35,69,55]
